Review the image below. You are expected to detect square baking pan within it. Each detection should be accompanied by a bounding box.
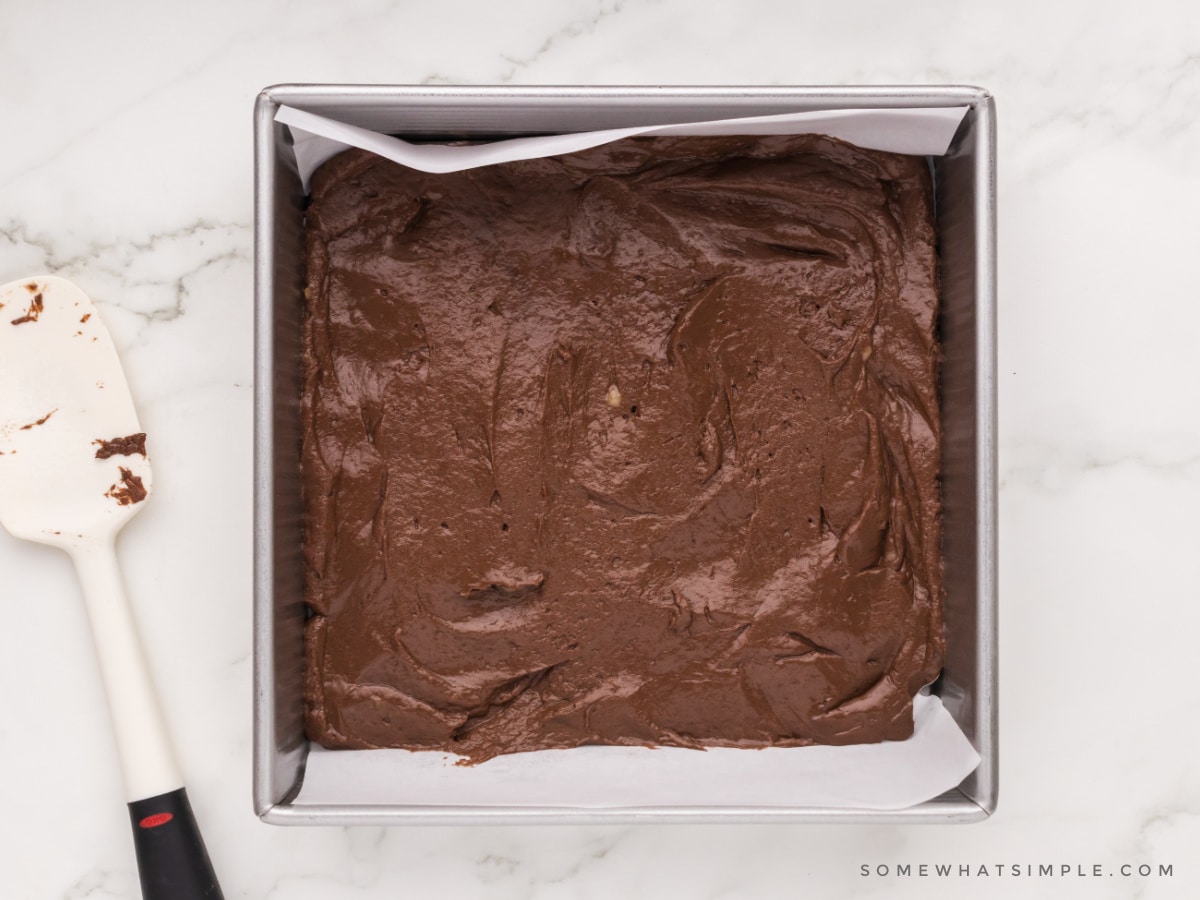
[253,84,997,825]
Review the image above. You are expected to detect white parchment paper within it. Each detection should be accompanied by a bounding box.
[279,102,980,811]
[277,104,969,187]
[297,693,978,810]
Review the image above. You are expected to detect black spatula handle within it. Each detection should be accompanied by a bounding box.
[128,788,223,899]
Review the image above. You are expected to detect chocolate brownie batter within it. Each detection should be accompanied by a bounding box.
[94,432,147,459]
[302,135,943,760]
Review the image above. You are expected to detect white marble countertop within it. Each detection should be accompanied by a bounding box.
[2,1,1198,897]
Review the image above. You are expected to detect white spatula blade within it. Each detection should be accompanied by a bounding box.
[0,275,153,547]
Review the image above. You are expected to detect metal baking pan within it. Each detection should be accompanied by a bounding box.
[253,85,997,825]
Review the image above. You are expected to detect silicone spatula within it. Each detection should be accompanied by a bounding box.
[0,276,222,900]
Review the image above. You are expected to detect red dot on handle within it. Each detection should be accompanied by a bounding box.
[139,812,174,829]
